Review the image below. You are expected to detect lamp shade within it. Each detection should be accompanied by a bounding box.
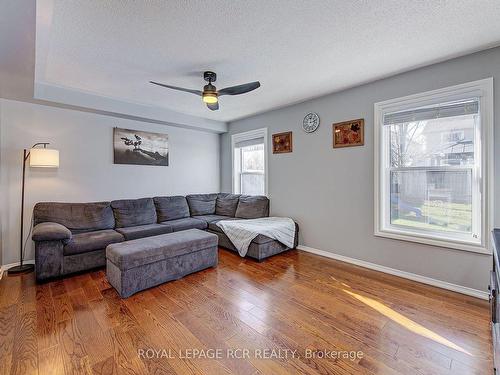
[29,148,59,168]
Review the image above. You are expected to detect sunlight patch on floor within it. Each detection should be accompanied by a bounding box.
[343,289,471,356]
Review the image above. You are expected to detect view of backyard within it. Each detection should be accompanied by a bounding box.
[391,200,472,233]
[387,106,478,237]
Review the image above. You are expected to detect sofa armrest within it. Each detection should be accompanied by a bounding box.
[32,222,72,242]
[35,240,64,281]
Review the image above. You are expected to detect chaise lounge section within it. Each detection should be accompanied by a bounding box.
[32,193,299,281]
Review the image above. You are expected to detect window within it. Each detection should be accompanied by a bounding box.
[232,128,268,196]
[374,79,493,253]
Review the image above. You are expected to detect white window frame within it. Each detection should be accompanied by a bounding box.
[374,78,493,254]
[231,128,268,196]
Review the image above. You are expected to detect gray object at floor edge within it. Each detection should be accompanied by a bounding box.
[106,229,218,298]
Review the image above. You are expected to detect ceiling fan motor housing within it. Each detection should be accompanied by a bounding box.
[203,84,217,93]
[202,82,218,104]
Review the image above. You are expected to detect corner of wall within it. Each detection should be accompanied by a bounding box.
[0,99,4,267]
[218,132,224,192]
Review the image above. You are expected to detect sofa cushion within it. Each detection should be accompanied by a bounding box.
[111,198,157,228]
[33,202,115,233]
[154,196,190,222]
[64,230,124,256]
[192,214,234,224]
[186,194,218,216]
[215,193,240,217]
[115,223,173,241]
[207,218,239,232]
[208,221,274,244]
[235,195,269,219]
[248,234,275,244]
[160,217,207,232]
[208,222,275,245]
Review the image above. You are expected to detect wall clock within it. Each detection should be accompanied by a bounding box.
[302,112,320,133]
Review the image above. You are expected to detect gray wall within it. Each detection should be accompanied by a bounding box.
[221,47,500,292]
[0,99,220,265]
[0,101,3,267]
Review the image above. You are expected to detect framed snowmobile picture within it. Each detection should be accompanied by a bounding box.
[113,127,169,166]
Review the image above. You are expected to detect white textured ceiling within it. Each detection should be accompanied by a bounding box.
[35,0,500,122]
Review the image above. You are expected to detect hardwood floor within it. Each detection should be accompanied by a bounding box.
[0,249,492,374]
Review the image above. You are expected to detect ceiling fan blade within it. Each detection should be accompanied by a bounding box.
[149,81,202,96]
[207,102,219,111]
[218,81,260,96]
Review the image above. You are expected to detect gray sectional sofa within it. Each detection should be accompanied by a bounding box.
[32,193,298,281]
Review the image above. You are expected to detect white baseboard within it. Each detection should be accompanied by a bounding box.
[297,245,489,300]
[0,260,35,280]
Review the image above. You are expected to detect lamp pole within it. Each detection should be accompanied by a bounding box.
[8,143,50,275]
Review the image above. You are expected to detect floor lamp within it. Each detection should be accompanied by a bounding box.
[7,143,59,275]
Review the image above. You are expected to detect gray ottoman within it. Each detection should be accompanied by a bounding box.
[106,229,218,298]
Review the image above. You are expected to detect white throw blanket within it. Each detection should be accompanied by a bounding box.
[216,217,296,257]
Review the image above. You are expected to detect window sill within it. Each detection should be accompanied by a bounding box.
[374,228,491,255]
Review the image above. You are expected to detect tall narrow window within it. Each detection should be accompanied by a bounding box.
[232,128,268,196]
[375,79,493,253]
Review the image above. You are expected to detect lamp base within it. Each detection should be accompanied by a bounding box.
[7,263,35,275]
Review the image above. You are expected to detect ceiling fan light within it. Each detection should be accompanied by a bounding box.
[202,92,218,104]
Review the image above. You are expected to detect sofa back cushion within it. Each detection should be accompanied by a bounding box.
[111,198,157,228]
[235,195,270,219]
[33,202,115,233]
[186,194,218,216]
[154,196,190,222]
[215,193,240,217]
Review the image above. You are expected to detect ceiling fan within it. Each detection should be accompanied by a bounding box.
[150,71,260,111]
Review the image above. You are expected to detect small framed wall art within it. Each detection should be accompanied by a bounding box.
[333,118,364,148]
[272,131,293,154]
